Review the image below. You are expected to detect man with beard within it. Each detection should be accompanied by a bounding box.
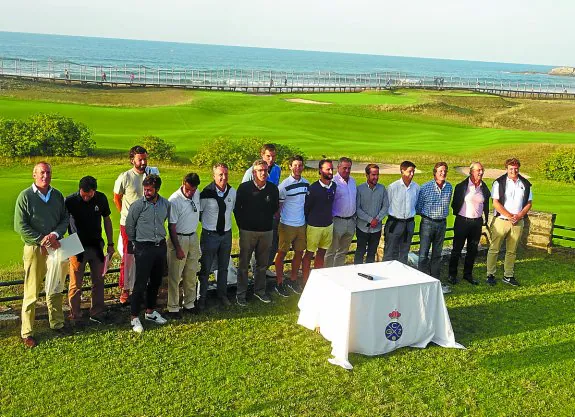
[125,174,169,333]
[113,145,159,305]
[302,160,336,283]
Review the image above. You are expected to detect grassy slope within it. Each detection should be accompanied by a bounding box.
[0,249,574,416]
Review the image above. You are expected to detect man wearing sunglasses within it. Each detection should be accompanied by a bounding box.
[166,173,201,319]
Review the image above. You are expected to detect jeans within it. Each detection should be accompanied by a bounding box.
[131,241,167,317]
[448,215,483,279]
[198,230,232,299]
[383,218,415,264]
[417,217,446,279]
[354,228,381,264]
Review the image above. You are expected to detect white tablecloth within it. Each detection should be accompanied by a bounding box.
[297,261,464,369]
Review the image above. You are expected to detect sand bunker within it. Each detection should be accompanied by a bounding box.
[305,161,421,174]
[285,98,331,105]
[455,167,530,179]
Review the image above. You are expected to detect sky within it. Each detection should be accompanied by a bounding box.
[1,0,572,66]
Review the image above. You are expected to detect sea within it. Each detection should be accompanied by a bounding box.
[0,31,566,86]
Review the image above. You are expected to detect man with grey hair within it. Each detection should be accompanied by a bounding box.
[14,162,69,348]
[234,159,279,306]
[325,157,357,267]
[448,162,490,286]
[198,163,237,309]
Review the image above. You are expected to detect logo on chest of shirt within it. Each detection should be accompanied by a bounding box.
[94,205,100,213]
[265,195,271,203]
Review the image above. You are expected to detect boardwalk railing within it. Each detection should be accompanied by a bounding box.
[2,57,575,98]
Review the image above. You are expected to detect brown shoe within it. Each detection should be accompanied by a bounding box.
[22,336,38,348]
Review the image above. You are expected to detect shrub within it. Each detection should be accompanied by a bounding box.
[190,137,306,171]
[0,113,94,157]
[543,148,575,183]
[141,135,175,161]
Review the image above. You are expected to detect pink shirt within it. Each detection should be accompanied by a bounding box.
[459,179,484,219]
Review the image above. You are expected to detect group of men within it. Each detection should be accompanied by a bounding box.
[14,142,532,347]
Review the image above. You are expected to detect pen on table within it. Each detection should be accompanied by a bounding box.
[358,273,373,280]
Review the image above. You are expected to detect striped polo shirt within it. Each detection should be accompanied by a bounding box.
[278,175,310,227]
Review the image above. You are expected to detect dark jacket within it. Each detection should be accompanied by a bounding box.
[451,177,491,224]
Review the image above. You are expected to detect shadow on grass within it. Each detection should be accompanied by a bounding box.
[479,339,575,371]
[449,290,575,345]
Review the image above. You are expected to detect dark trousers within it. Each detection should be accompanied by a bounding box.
[131,242,167,317]
[383,218,415,264]
[354,228,382,264]
[238,229,273,300]
[418,217,446,279]
[199,229,232,299]
[268,216,279,267]
[449,215,483,279]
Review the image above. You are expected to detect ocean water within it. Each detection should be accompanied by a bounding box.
[0,31,562,85]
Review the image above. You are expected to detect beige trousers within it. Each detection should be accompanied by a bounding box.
[21,245,64,338]
[486,217,524,278]
[167,234,201,312]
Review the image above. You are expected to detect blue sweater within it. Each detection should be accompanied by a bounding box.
[304,180,337,227]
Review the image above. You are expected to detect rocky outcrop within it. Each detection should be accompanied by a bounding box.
[549,67,575,76]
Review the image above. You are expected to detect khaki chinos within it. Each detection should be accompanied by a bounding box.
[167,233,201,312]
[21,245,64,338]
[68,246,105,319]
[486,217,524,278]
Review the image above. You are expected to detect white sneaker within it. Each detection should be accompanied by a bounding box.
[145,310,167,325]
[441,284,452,294]
[131,317,144,333]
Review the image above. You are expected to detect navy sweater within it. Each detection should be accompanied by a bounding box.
[304,180,337,227]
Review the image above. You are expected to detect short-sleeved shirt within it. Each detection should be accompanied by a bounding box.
[241,163,281,186]
[492,177,533,219]
[278,176,309,227]
[113,169,145,226]
[66,191,111,248]
[168,187,200,234]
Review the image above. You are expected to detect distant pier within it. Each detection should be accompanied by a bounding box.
[2,57,575,99]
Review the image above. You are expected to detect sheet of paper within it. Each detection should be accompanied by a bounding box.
[58,233,84,258]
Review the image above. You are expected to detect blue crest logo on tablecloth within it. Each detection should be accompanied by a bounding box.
[385,310,403,341]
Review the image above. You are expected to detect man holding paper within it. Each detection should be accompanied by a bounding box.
[66,176,115,325]
[14,162,69,348]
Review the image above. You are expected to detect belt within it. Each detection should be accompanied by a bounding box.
[136,239,166,247]
[456,214,482,222]
[388,216,414,223]
[335,215,355,220]
[177,232,196,236]
[421,214,446,223]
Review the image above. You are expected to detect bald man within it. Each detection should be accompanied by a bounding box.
[14,162,69,348]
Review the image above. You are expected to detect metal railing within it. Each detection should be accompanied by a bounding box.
[0,226,456,303]
[2,57,575,95]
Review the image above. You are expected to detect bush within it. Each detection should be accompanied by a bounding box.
[190,137,306,172]
[141,135,175,161]
[0,113,94,157]
[543,148,575,183]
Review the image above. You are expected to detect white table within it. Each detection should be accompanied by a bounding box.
[297,261,464,369]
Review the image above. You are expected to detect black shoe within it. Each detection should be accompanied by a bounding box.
[464,276,479,285]
[254,293,272,304]
[219,296,231,307]
[196,298,206,311]
[447,276,458,285]
[486,275,497,286]
[236,296,248,307]
[182,307,199,315]
[165,311,182,320]
[274,283,290,298]
[503,276,520,287]
[285,279,303,294]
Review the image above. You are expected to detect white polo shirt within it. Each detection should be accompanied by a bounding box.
[168,187,200,234]
[278,176,309,227]
[492,177,533,219]
[200,187,236,232]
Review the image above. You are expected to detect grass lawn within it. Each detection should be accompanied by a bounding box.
[0,248,574,416]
